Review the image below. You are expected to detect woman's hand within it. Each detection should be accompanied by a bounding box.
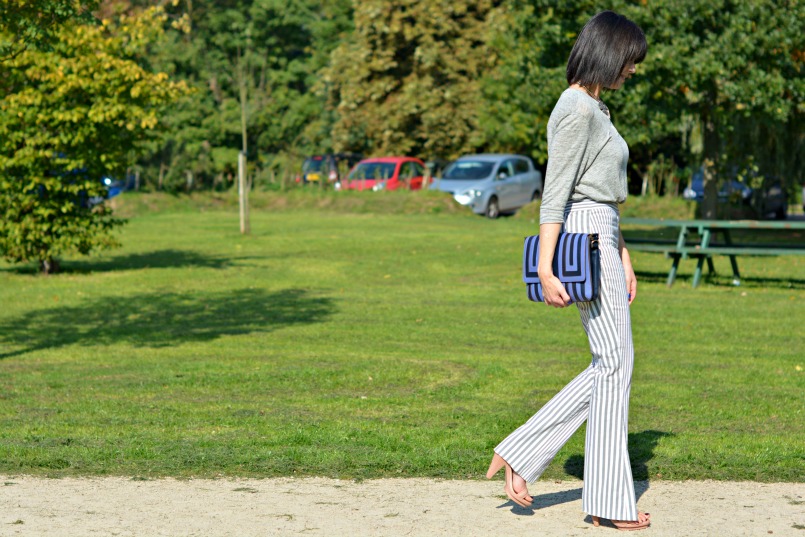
[619,233,637,305]
[540,273,572,307]
[623,259,637,305]
[537,222,572,307]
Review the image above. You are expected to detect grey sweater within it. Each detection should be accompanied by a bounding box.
[539,88,629,225]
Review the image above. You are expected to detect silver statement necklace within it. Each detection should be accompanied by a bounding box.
[581,85,610,119]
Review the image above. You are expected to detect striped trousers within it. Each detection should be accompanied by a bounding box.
[495,200,638,521]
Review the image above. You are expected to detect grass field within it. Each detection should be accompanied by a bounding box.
[0,191,803,482]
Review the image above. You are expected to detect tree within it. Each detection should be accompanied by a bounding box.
[326,0,501,160]
[127,0,354,190]
[0,0,99,61]
[480,2,595,163]
[625,0,804,217]
[480,0,690,193]
[483,0,803,214]
[0,7,190,273]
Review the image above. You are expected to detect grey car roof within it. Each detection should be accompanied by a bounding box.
[454,153,531,162]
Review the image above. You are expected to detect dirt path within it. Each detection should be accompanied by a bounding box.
[1,476,803,536]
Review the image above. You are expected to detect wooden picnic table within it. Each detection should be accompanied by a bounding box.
[620,217,805,288]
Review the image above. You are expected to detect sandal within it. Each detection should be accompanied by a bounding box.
[486,453,533,508]
[592,512,651,531]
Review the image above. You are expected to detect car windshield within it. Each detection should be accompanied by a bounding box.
[302,158,325,173]
[348,162,396,180]
[442,161,494,180]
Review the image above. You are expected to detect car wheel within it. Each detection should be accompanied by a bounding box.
[531,190,542,201]
[485,196,500,219]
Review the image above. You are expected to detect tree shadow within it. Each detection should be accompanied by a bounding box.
[720,275,805,290]
[635,269,805,290]
[0,287,334,359]
[633,269,677,286]
[67,249,233,272]
[0,249,232,275]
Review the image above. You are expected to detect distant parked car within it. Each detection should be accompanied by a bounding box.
[298,153,363,185]
[682,174,753,203]
[430,154,543,218]
[683,167,789,219]
[87,175,127,206]
[754,180,788,220]
[337,157,426,191]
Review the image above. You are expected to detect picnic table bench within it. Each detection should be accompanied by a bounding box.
[620,217,805,288]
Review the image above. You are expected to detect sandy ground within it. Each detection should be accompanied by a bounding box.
[1,476,803,537]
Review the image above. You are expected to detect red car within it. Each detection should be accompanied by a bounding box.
[338,157,426,191]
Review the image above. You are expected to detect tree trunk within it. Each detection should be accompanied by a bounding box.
[159,162,166,190]
[40,257,60,274]
[701,105,720,220]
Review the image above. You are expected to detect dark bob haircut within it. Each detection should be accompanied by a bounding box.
[566,11,647,88]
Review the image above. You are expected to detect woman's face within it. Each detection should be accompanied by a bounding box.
[607,62,636,90]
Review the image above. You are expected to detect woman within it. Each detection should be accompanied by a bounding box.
[486,11,651,531]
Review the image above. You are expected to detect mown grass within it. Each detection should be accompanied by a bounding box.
[0,190,802,482]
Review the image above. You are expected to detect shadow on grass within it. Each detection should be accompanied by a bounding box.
[563,429,673,482]
[1,249,232,275]
[634,269,805,290]
[724,275,805,290]
[0,287,334,359]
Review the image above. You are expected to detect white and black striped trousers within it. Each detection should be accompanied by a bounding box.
[495,200,638,521]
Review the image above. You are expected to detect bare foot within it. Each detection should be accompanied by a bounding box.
[610,512,651,530]
[511,470,532,502]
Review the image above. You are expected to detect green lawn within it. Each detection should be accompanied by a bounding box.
[0,191,802,481]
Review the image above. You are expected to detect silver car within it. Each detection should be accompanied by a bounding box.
[431,154,543,218]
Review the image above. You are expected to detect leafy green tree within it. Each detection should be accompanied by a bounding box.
[481,0,689,194]
[0,7,190,273]
[249,0,355,158]
[480,2,594,163]
[484,0,803,215]
[0,0,99,60]
[127,0,353,190]
[326,0,500,159]
[625,0,804,217]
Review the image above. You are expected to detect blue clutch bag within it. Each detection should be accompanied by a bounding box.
[523,233,601,303]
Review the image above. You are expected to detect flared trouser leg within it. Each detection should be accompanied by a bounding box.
[494,200,638,521]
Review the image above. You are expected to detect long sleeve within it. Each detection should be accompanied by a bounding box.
[539,112,593,224]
